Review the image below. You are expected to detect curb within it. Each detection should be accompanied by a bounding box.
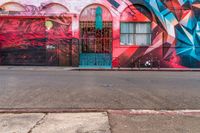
[108,110,200,116]
[72,68,200,72]
[0,108,107,113]
[0,108,200,115]
[0,66,200,72]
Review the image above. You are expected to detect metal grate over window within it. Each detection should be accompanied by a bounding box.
[80,21,113,53]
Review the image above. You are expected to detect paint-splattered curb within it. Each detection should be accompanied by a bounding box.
[108,110,200,116]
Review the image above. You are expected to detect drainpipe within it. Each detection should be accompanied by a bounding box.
[138,59,141,70]
[118,57,120,69]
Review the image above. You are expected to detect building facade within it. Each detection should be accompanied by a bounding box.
[0,0,199,68]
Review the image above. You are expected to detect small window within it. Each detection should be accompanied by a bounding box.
[120,22,151,46]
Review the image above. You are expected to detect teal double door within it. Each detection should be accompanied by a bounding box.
[79,53,112,68]
[79,21,112,68]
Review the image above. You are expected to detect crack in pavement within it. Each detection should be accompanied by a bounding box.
[27,113,48,133]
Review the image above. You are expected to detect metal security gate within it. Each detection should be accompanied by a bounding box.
[46,39,73,66]
[0,17,47,66]
[0,47,46,66]
[79,21,112,68]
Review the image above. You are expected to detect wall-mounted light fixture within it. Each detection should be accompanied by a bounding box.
[45,20,53,31]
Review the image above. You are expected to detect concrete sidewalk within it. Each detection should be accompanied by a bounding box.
[109,110,200,133]
[0,110,200,133]
[0,66,200,71]
[0,112,110,133]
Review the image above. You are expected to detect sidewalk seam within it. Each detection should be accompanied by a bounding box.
[27,113,47,133]
[107,111,114,133]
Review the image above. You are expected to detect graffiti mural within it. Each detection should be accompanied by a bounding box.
[0,3,79,66]
[112,0,200,68]
[0,0,199,68]
[0,15,79,66]
[145,0,200,68]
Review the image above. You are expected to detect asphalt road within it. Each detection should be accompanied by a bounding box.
[0,70,200,110]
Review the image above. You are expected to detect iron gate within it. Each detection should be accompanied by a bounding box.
[79,21,112,68]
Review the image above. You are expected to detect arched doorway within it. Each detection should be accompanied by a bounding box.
[79,4,113,68]
[42,3,74,66]
[0,2,75,66]
[0,3,46,66]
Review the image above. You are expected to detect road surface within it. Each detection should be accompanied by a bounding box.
[0,70,200,110]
